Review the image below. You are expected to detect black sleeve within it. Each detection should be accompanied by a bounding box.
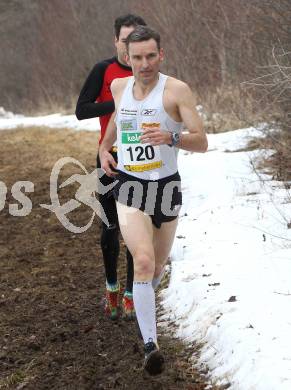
[75,61,115,120]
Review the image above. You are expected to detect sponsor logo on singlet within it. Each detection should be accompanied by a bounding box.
[122,132,141,144]
[120,108,137,116]
[120,119,137,132]
[141,109,157,116]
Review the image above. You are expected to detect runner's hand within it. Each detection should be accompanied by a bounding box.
[140,126,171,146]
[100,150,118,177]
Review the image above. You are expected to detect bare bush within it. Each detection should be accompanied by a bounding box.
[1,0,132,113]
[1,0,290,134]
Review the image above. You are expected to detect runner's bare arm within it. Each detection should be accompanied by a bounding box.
[99,112,118,177]
[176,82,207,152]
[140,80,207,151]
[99,78,128,177]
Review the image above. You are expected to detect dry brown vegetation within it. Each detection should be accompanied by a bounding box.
[1,1,289,117]
[1,0,290,175]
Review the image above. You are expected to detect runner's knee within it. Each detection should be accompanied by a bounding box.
[134,252,155,278]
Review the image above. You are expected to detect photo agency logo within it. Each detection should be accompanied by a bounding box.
[0,180,34,217]
[40,157,114,233]
[0,157,115,233]
[1,157,182,233]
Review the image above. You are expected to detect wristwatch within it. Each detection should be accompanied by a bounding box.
[170,132,180,146]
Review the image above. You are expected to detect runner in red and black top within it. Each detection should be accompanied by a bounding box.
[76,57,132,144]
[75,14,146,321]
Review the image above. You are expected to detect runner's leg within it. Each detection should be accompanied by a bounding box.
[125,249,134,293]
[97,153,120,286]
[152,218,178,289]
[122,249,135,319]
[116,201,157,343]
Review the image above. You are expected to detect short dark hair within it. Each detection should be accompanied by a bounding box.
[125,25,161,51]
[114,14,146,39]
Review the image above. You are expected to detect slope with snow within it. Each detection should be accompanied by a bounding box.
[0,108,100,131]
[161,129,291,390]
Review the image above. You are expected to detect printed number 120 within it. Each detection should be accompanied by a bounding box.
[126,145,155,161]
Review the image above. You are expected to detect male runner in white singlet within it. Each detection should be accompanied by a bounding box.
[99,25,208,375]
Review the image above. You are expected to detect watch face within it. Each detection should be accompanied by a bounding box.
[173,132,179,145]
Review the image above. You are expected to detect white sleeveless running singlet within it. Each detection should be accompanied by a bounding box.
[115,73,183,180]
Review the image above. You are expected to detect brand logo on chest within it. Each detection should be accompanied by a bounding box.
[141,109,157,116]
[120,108,137,116]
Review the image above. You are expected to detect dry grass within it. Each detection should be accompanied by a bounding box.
[201,86,291,186]
[201,85,265,134]
[259,130,291,181]
[240,129,291,182]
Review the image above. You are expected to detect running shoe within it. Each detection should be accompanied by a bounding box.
[104,283,120,320]
[121,292,135,320]
[144,340,165,375]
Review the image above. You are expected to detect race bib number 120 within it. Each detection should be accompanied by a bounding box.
[121,121,162,172]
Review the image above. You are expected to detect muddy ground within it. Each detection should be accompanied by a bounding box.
[0,127,223,390]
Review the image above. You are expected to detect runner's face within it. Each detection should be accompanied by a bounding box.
[126,39,164,84]
[115,26,135,65]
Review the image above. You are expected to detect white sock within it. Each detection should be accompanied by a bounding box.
[133,281,157,344]
[152,267,166,290]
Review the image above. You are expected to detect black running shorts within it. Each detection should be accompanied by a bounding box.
[113,171,182,228]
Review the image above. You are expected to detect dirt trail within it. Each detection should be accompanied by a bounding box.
[0,127,222,389]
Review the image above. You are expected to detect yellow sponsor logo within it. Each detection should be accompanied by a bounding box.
[124,161,162,172]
